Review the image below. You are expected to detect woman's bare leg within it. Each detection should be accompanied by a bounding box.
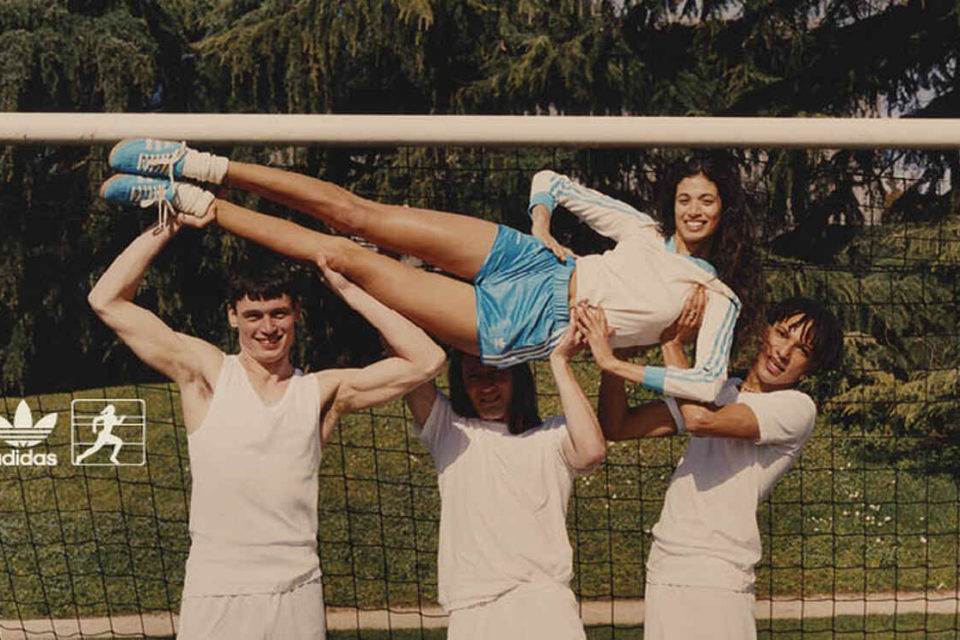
[212,199,480,353]
[224,161,499,281]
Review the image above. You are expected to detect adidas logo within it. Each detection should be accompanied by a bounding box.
[0,400,58,466]
[0,400,57,447]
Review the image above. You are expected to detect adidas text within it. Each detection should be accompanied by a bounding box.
[0,450,57,466]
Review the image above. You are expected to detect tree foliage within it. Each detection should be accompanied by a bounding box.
[0,0,958,477]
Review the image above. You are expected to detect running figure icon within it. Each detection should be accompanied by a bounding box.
[75,404,126,465]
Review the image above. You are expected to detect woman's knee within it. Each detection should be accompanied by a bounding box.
[308,190,378,236]
[322,235,379,278]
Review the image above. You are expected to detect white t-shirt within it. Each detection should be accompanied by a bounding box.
[414,391,577,612]
[529,170,741,403]
[647,379,817,592]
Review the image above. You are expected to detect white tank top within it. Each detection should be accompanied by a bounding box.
[183,354,322,596]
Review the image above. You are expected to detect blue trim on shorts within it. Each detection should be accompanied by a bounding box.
[474,225,574,368]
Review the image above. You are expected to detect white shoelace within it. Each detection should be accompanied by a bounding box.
[135,141,187,228]
[133,183,176,228]
[132,143,218,227]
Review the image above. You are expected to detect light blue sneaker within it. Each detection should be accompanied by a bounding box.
[100,174,174,207]
[108,138,187,180]
[100,174,214,226]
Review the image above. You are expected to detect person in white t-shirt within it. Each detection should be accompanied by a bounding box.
[576,296,843,640]
[402,316,607,640]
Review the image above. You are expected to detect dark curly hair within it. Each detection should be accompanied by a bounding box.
[654,151,764,347]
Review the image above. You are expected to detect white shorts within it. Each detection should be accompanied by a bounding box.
[447,582,586,640]
[643,582,755,640]
[178,577,326,640]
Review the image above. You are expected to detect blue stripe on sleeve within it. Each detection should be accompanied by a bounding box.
[663,296,740,386]
[528,192,558,216]
[554,183,654,225]
[668,302,737,384]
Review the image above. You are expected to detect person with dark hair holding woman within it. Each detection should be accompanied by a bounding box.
[402,318,606,640]
[102,142,758,403]
[576,296,843,640]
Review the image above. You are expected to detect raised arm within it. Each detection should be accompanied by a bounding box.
[577,291,739,404]
[550,319,606,472]
[654,291,758,438]
[591,287,756,439]
[529,170,656,251]
[316,261,446,443]
[595,290,706,440]
[645,289,740,402]
[403,380,439,427]
[87,222,222,391]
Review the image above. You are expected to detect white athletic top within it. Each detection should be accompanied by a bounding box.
[183,354,323,596]
[529,170,741,403]
[414,392,577,612]
[647,379,817,592]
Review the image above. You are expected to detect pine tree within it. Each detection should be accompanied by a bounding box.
[1,1,957,484]
[0,0,202,392]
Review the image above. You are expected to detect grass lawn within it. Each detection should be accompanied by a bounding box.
[32,613,960,640]
[1,361,959,636]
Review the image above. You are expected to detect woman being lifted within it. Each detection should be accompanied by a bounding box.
[102,141,760,402]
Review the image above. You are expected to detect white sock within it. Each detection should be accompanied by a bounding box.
[182,150,229,185]
[173,183,216,218]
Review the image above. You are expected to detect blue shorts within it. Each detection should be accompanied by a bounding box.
[474,225,575,367]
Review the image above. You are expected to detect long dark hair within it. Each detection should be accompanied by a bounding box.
[655,151,764,346]
[448,350,541,435]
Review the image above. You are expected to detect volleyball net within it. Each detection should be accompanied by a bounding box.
[0,115,958,638]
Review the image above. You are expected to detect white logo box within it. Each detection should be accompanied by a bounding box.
[70,399,147,467]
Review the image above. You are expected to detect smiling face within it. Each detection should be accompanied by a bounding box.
[228,294,300,365]
[460,355,515,422]
[673,173,723,256]
[751,314,815,391]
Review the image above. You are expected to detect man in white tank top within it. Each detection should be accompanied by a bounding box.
[88,213,446,640]
[577,296,843,640]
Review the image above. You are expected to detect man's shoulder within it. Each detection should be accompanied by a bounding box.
[758,387,817,412]
[305,365,349,384]
[176,332,224,356]
[518,415,564,441]
[175,338,225,391]
[298,367,344,405]
[742,387,818,448]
